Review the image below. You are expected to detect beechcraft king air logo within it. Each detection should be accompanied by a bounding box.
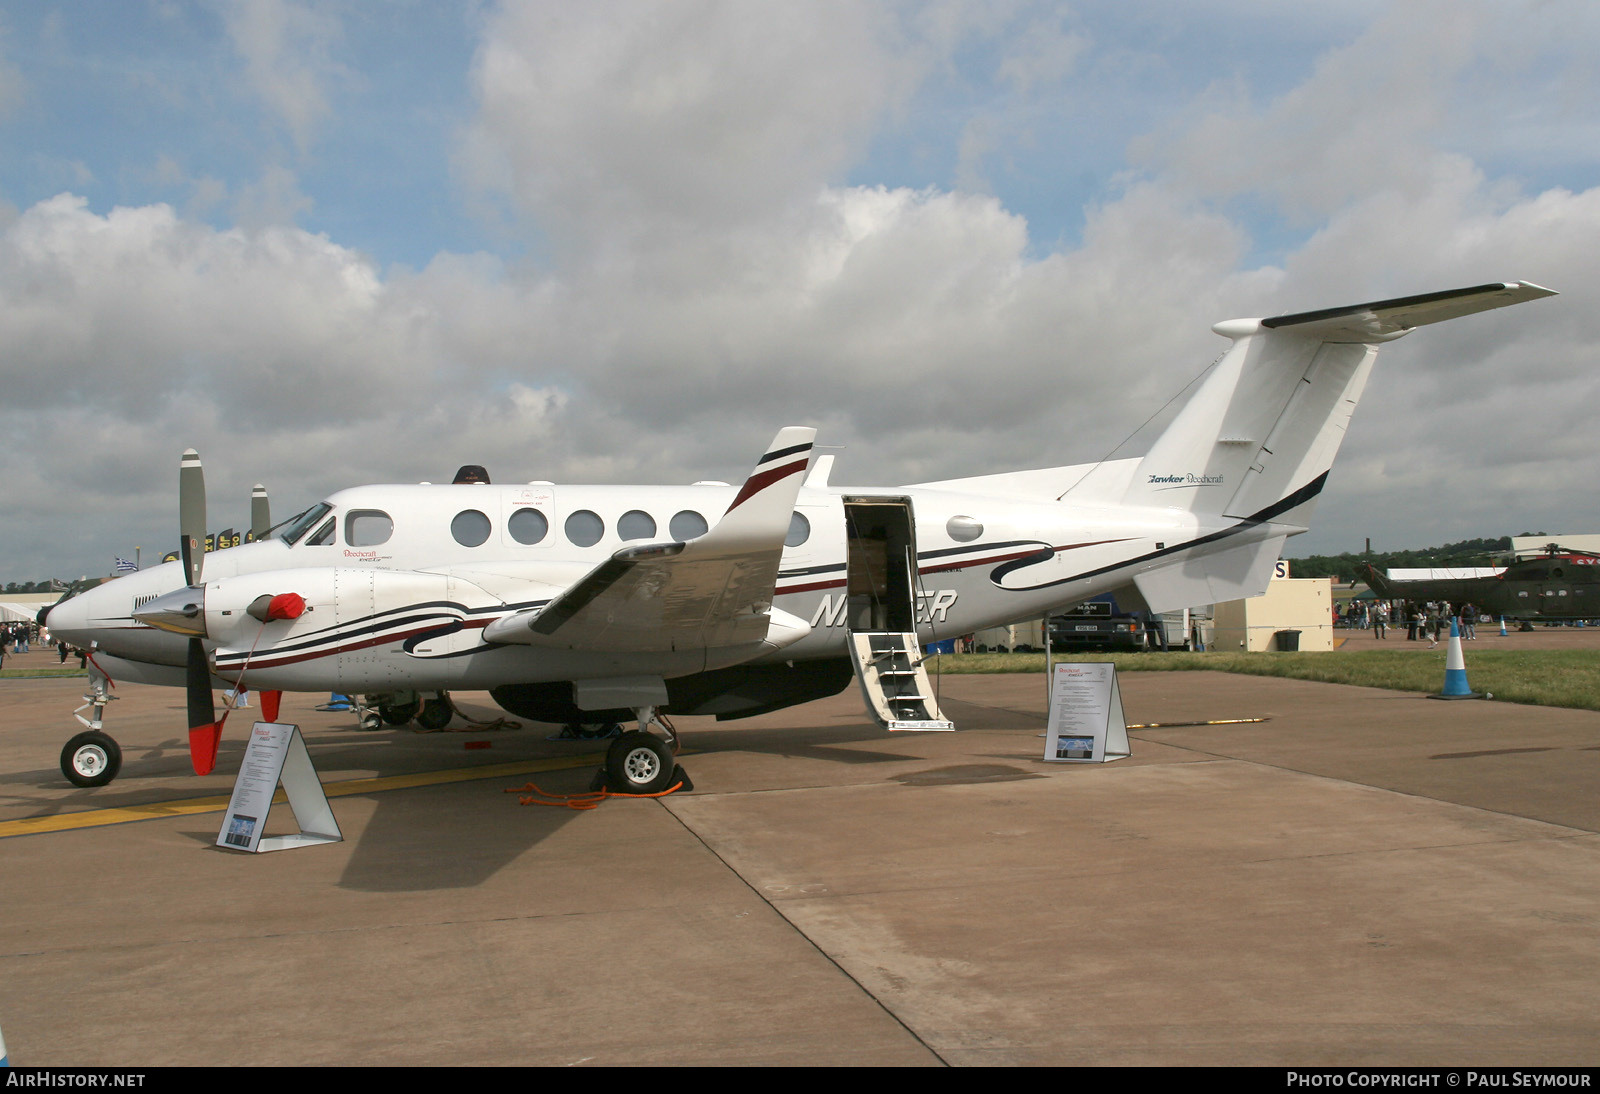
[1147,472,1225,487]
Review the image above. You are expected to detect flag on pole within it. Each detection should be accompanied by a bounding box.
[114,557,138,574]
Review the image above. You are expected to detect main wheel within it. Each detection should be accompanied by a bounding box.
[380,702,419,726]
[416,696,453,731]
[61,730,122,788]
[605,731,676,794]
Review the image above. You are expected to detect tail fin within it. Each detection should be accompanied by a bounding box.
[1362,563,1398,599]
[1123,282,1556,525]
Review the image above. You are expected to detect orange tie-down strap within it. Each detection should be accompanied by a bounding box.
[505,779,685,810]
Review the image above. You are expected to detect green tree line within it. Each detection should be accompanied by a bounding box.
[1288,536,1515,581]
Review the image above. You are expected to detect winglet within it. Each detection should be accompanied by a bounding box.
[700,427,816,550]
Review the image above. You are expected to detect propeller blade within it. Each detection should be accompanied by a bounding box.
[179,449,206,587]
[251,484,270,542]
[185,637,220,776]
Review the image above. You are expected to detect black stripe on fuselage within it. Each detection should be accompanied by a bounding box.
[992,473,1329,591]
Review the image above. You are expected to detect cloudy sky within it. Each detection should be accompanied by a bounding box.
[2,0,1597,582]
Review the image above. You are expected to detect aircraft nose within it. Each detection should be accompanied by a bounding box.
[132,587,208,638]
[41,589,92,643]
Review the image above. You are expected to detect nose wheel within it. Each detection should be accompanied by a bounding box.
[62,730,122,788]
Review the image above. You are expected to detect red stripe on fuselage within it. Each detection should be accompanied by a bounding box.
[213,616,492,674]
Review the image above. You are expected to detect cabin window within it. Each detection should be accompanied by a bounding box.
[786,511,810,547]
[947,515,983,542]
[451,510,491,547]
[618,510,657,541]
[345,510,394,547]
[670,510,708,541]
[565,510,605,547]
[508,508,549,545]
[305,517,337,546]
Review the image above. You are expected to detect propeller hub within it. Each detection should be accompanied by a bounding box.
[133,586,208,637]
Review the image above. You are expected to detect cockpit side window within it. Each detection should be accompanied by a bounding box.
[282,502,333,546]
[346,510,394,547]
[305,517,337,546]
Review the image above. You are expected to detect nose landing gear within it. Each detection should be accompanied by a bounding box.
[61,666,124,787]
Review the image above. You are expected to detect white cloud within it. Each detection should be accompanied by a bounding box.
[223,0,346,155]
[2,1,1598,580]
[460,0,920,263]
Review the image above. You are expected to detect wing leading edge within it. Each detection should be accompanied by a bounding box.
[482,427,817,654]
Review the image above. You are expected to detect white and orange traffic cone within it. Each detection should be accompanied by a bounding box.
[1430,617,1483,700]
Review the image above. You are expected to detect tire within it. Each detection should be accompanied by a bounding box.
[416,696,453,731]
[380,702,419,726]
[62,730,122,788]
[605,731,676,794]
[359,710,384,732]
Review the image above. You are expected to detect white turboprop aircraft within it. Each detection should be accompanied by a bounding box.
[44,281,1556,791]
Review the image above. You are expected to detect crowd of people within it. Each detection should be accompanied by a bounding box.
[0,620,88,670]
[1337,600,1480,646]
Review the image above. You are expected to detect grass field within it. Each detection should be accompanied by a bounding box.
[0,667,87,680]
[926,650,1600,712]
[3,651,1595,713]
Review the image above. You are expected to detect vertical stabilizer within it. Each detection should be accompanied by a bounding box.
[1123,282,1555,525]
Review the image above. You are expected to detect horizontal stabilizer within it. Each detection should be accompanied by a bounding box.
[1260,281,1557,343]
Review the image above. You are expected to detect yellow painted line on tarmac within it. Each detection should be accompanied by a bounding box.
[0,752,606,839]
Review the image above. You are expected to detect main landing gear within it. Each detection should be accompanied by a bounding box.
[369,691,455,731]
[595,707,688,795]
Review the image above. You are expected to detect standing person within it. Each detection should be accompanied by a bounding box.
[1372,601,1388,639]
[1407,603,1421,641]
[1460,601,1477,640]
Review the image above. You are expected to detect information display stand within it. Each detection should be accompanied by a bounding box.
[217,722,343,853]
[1043,663,1131,763]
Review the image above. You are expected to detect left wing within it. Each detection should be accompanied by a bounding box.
[482,427,816,653]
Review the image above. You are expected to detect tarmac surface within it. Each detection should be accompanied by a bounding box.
[3,636,1600,1066]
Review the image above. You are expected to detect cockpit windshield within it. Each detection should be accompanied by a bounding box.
[280,502,334,546]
